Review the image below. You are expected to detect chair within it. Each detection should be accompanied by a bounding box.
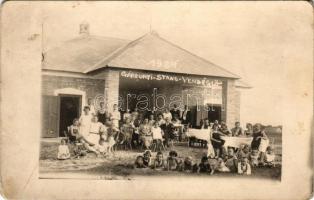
[151,139,166,152]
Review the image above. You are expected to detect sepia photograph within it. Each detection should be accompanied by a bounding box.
[1,1,313,199]
[39,2,284,180]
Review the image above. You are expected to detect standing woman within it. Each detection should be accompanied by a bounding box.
[79,106,93,139]
[110,104,121,128]
[251,123,266,149]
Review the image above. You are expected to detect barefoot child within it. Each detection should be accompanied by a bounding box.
[153,151,165,170]
[238,157,251,175]
[166,150,179,171]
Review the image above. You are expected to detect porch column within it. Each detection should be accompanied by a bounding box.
[104,69,120,112]
[224,79,240,128]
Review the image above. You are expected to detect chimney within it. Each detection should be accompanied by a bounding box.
[79,22,89,36]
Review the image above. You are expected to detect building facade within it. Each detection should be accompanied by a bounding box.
[42,24,247,138]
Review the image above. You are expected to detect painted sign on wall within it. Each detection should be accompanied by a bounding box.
[120,70,223,89]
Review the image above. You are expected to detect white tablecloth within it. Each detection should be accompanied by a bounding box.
[221,136,253,148]
[186,129,210,141]
[187,129,253,148]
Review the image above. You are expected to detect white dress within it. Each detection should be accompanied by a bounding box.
[87,122,102,145]
[57,145,70,159]
[79,113,92,137]
[207,130,215,157]
[259,138,269,153]
[152,127,163,140]
[110,111,121,127]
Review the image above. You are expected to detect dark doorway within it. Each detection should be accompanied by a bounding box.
[207,105,222,123]
[59,95,81,137]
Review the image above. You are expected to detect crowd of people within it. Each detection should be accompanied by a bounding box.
[56,100,277,175]
[58,102,190,159]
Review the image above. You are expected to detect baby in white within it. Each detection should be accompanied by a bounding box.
[57,139,70,160]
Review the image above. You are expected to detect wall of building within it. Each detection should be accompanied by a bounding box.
[42,75,105,137]
[225,79,241,128]
[42,75,105,99]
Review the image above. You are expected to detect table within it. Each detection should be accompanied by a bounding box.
[186,129,253,148]
[221,136,253,148]
[186,129,210,141]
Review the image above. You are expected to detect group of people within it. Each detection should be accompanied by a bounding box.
[57,102,189,159]
[56,100,277,175]
[134,141,276,176]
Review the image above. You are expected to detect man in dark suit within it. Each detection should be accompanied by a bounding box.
[180,105,191,126]
[160,117,174,147]
[170,104,181,120]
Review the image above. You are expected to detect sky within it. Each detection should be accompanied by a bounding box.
[39,1,313,126]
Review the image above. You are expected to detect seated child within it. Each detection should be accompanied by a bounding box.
[237,157,251,175]
[198,156,211,173]
[73,142,87,159]
[120,118,135,150]
[57,139,70,160]
[224,147,238,173]
[153,151,166,170]
[182,156,198,173]
[166,150,180,171]
[69,118,81,143]
[264,146,276,167]
[134,156,146,168]
[208,153,218,175]
[217,158,230,172]
[249,149,259,168]
[237,144,251,160]
[143,150,152,167]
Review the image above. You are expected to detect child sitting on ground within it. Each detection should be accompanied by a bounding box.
[217,157,230,172]
[264,146,276,167]
[224,147,238,173]
[237,144,251,160]
[198,156,211,173]
[249,149,260,168]
[143,150,152,167]
[134,156,146,168]
[69,118,81,143]
[57,139,70,160]
[182,156,198,173]
[153,151,166,170]
[237,157,251,175]
[166,150,180,171]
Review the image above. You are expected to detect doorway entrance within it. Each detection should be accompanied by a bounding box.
[59,95,81,137]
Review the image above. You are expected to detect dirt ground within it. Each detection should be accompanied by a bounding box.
[39,135,282,180]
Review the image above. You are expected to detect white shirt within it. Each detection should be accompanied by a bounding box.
[152,127,163,140]
[266,153,275,162]
[79,113,92,136]
[88,104,96,116]
[89,122,103,133]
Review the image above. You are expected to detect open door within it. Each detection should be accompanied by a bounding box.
[59,95,81,137]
